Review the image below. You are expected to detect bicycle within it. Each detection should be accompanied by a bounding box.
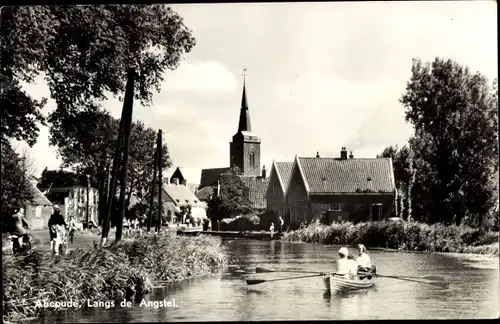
[9,231,32,255]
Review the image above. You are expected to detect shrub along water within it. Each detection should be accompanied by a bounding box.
[2,233,227,323]
[281,221,499,256]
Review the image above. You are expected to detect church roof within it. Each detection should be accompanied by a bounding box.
[240,176,269,210]
[196,186,214,201]
[199,167,229,189]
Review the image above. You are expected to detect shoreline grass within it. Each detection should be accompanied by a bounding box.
[2,233,227,323]
[281,221,499,256]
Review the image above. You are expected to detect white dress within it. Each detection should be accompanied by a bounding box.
[357,253,371,268]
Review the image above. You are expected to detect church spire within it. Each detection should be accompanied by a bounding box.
[237,68,251,132]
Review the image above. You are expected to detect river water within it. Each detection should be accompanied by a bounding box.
[42,238,498,321]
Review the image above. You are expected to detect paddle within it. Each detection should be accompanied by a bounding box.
[374,274,449,288]
[246,273,324,285]
[256,267,324,274]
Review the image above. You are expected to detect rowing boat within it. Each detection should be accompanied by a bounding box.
[323,266,377,294]
[323,274,375,294]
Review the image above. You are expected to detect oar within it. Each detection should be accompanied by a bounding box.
[256,267,448,288]
[374,274,449,288]
[256,267,324,274]
[246,273,324,285]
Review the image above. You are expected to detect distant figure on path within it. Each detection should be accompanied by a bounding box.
[278,216,284,232]
[270,222,275,238]
[336,247,351,279]
[48,205,67,256]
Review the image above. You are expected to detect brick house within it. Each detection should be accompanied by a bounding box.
[265,161,294,218]
[273,148,396,225]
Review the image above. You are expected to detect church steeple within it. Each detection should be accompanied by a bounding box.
[229,68,261,177]
[237,69,251,132]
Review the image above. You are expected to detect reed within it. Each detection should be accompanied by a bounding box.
[282,221,499,256]
[2,233,227,323]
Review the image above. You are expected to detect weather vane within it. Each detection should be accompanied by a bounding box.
[242,68,247,84]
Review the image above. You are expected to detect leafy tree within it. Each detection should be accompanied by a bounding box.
[48,108,171,224]
[0,81,47,148]
[2,5,195,115]
[206,167,253,230]
[400,57,499,226]
[38,168,87,188]
[1,143,34,222]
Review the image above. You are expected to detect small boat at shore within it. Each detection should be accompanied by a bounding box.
[323,267,377,294]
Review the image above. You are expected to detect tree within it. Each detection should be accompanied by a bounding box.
[206,167,253,230]
[400,57,498,226]
[1,142,34,222]
[48,108,171,224]
[2,5,195,116]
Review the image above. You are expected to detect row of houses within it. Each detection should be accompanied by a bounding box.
[166,77,397,226]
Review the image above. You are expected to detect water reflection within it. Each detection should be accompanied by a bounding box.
[40,239,498,322]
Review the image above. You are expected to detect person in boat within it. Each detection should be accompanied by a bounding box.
[335,247,352,279]
[347,253,359,280]
[356,244,373,279]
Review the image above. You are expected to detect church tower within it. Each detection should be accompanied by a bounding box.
[229,70,261,177]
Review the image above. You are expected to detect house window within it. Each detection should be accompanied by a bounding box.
[328,203,341,211]
[273,181,278,197]
[296,180,301,196]
[337,215,343,222]
[249,152,255,170]
[185,200,189,204]
[176,199,180,203]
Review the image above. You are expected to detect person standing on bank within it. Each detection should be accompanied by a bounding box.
[270,222,275,238]
[278,216,284,232]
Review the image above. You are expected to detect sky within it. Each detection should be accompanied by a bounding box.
[13,1,498,179]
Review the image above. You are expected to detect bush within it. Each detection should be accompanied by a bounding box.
[282,220,499,255]
[2,233,227,322]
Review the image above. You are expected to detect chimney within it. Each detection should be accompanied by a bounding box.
[262,165,267,179]
[162,177,169,185]
[316,151,320,158]
[349,151,354,159]
[340,147,348,160]
[173,178,179,186]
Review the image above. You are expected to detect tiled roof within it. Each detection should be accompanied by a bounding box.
[298,157,395,193]
[177,167,202,185]
[29,181,53,206]
[275,162,294,192]
[163,184,201,206]
[199,167,229,189]
[196,186,214,201]
[240,176,269,210]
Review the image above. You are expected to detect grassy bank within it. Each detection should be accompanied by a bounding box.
[282,221,499,256]
[2,233,227,323]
